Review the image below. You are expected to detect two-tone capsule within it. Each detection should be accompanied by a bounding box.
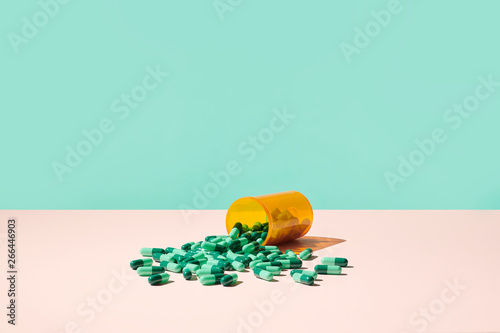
[140,248,165,257]
[201,241,227,253]
[298,248,313,260]
[253,267,273,281]
[130,258,153,270]
[242,241,260,253]
[314,265,342,275]
[196,267,224,276]
[229,222,242,239]
[159,262,182,273]
[221,273,238,286]
[137,266,165,276]
[183,268,193,280]
[148,272,170,285]
[275,259,302,269]
[292,273,314,286]
[290,269,317,280]
[321,257,348,267]
[199,273,224,285]
[256,265,281,275]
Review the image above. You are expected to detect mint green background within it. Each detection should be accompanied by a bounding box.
[1,0,499,209]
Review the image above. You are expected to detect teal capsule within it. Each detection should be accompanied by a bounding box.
[199,274,224,285]
[191,241,202,250]
[299,248,313,260]
[249,259,264,269]
[292,273,314,286]
[276,259,302,269]
[210,236,225,244]
[314,265,342,275]
[321,257,348,267]
[228,238,249,251]
[263,246,279,251]
[267,253,280,261]
[159,253,175,263]
[242,241,260,253]
[191,252,206,260]
[165,247,187,256]
[255,261,282,268]
[196,267,224,276]
[257,265,281,275]
[137,266,165,276]
[206,259,231,270]
[159,261,182,273]
[181,242,195,251]
[285,249,298,259]
[290,269,317,280]
[130,258,153,270]
[148,272,170,285]
[184,263,200,272]
[140,248,165,257]
[229,222,242,239]
[253,267,273,281]
[183,268,193,280]
[261,232,268,240]
[229,260,245,272]
[221,273,238,286]
[201,241,226,252]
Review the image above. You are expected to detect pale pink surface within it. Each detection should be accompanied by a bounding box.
[1,210,499,333]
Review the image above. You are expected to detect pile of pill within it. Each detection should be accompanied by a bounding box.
[130,222,349,286]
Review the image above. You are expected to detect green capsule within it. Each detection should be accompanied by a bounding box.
[165,247,187,256]
[253,267,273,281]
[263,246,279,251]
[261,232,268,240]
[285,249,298,259]
[256,238,265,245]
[140,248,165,257]
[299,248,313,260]
[229,222,243,239]
[321,257,348,267]
[191,241,202,250]
[267,253,280,261]
[206,259,231,270]
[130,258,153,270]
[210,236,225,244]
[290,269,317,280]
[276,259,302,269]
[197,267,224,276]
[148,272,170,285]
[137,266,165,276]
[241,224,249,233]
[314,265,342,275]
[252,221,262,231]
[159,262,182,273]
[255,261,282,268]
[292,273,314,285]
[159,253,175,263]
[242,241,260,253]
[191,252,206,260]
[184,263,200,272]
[249,259,264,269]
[221,273,238,286]
[257,265,281,275]
[183,268,193,280]
[228,238,249,251]
[199,274,224,285]
[229,260,245,271]
[181,242,195,251]
[201,241,227,252]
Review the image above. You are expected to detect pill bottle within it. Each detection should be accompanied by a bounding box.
[225,191,313,245]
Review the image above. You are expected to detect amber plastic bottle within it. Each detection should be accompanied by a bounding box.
[225,191,313,245]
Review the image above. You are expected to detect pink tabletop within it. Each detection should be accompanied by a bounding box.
[1,210,499,333]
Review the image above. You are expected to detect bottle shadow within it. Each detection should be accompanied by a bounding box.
[277,236,345,254]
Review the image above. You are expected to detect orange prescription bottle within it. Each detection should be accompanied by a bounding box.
[225,191,313,245]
